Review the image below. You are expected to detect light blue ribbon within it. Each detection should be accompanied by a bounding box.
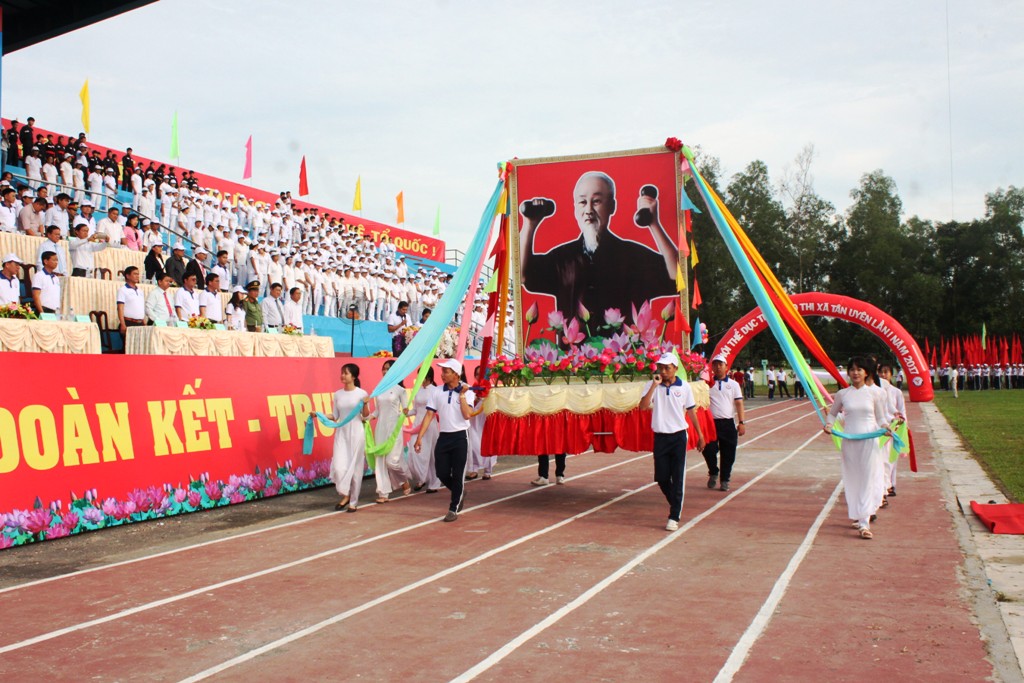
[304,179,506,447]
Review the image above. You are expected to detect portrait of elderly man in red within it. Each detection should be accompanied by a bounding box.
[513,148,682,347]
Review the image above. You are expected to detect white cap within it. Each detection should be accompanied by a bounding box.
[655,352,680,367]
[438,359,463,375]
[2,252,23,265]
[711,354,728,364]
[172,242,185,251]
[194,247,208,256]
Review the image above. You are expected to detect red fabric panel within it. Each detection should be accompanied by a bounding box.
[482,407,715,456]
[970,501,1024,534]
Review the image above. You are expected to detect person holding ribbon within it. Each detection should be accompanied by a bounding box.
[370,359,412,503]
[413,359,475,523]
[406,368,442,493]
[330,363,370,513]
[823,356,892,540]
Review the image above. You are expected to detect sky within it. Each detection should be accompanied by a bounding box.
[3,0,1022,252]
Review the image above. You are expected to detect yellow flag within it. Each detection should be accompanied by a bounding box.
[80,79,90,134]
[352,176,362,212]
[676,263,686,292]
[690,240,699,268]
[396,191,405,224]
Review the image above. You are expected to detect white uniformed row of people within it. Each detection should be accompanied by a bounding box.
[937,364,1024,390]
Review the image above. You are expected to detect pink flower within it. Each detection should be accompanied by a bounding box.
[187,491,203,508]
[660,300,676,322]
[62,511,80,530]
[630,301,660,345]
[637,361,647,371]
[229,492,246,504]
[82,507,104,525]
[577,302,591,323]
[101,498,119,517]
[0,535,13,549]
[24,509,53,535]
[46,524,71,539]
[562,317,585,346]
[525,302,539,324]
[603,308,625,327]
[205,481,223,501]
[174,488,188,504]
[547,310,565,330]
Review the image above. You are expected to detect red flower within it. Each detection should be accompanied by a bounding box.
[665,137,683,152]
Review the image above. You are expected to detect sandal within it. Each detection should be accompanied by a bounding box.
[465,472,479,481]
[335,496,350,511]
[346,506,358,513]
[482,473,491,480]
[402,482,412,496]
[851,522,862,529]
[880,497,889,509]
[859,528,873,539]
[375,497,389,504]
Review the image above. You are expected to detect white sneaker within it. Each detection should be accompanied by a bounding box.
[665,519,679,532]
[530,477,549,487]
[556,476,565,485]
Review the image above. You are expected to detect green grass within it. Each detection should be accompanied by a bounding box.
[932,390,1024,502]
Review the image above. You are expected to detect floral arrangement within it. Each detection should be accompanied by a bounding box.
[0,302,38,320]
[664,136,684,152]
[492,301,708,386]
[282,324,302,336]
[187,314,215,330]
[371,349,392,358]
[403,325,420,344]
[0,460,332,549]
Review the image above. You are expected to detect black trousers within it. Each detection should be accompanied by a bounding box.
[703,419,739,483]
[768,382,775,399]
[778,381,791,397]
[794,380,804,398]
[435,430,468,513]
[537,454,566,479]
[653,431,687,522]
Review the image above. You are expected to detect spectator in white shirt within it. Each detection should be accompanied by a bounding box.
[44,193,71,237]
[96,206,124,247]
[145,274,177,325]
[116,266,146,334]
[201,273,224,322]
[174,273,202,321]
[0,253,23,306]
[0,187,18,232]
[68,222,109,277]
[36,225,68,275]
[261,282,286,329]
[18,196,46,236]
[283,287,304,329]
[31,251,62,314]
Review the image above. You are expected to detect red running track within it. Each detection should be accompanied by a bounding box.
[0,400,995,682]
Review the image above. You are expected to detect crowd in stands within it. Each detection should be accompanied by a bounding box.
[0,116,516,349]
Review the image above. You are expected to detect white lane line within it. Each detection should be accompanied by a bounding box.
[176,480,662,683]
[743,398,797,413]
[175,412,821,682]
[713,481,842,683]
[0,454,571,595]
[744,402,807,423]
[0,451,643,655]
[449,431,825,683]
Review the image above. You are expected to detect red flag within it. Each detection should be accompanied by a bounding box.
[684,209,693,233]
[298,156,309,196]
[243,135,253,180]
[691,276,702,309]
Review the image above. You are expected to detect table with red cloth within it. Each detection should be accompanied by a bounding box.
[480,380,716,456]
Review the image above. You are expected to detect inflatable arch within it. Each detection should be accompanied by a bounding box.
[713,292,934,402]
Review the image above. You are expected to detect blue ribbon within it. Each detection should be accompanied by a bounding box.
[831,426,907,453]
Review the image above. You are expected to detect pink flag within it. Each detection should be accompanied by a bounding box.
[243,135,253,180]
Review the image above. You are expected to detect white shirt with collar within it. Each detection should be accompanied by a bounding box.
[31,268,61,311]
[145,286,177,324]
[116,283,146,320]
[201,289,224,322]
[426,384,476,433]
[643,377,696,434]
[174,287,201,319]
[69,235,107,272]
[36,239,68,275]
[283,298,303,328]
[0,203,17,232]
[261,295,285,327]
[708,376,743,420]
[0,271,20,305]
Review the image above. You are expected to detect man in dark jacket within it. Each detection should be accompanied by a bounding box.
[184,247,210,291]
[165,243,188,287]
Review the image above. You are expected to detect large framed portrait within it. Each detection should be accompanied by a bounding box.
[509,147,687,353]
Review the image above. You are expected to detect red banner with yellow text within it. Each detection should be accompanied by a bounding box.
[0,353,424,549]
